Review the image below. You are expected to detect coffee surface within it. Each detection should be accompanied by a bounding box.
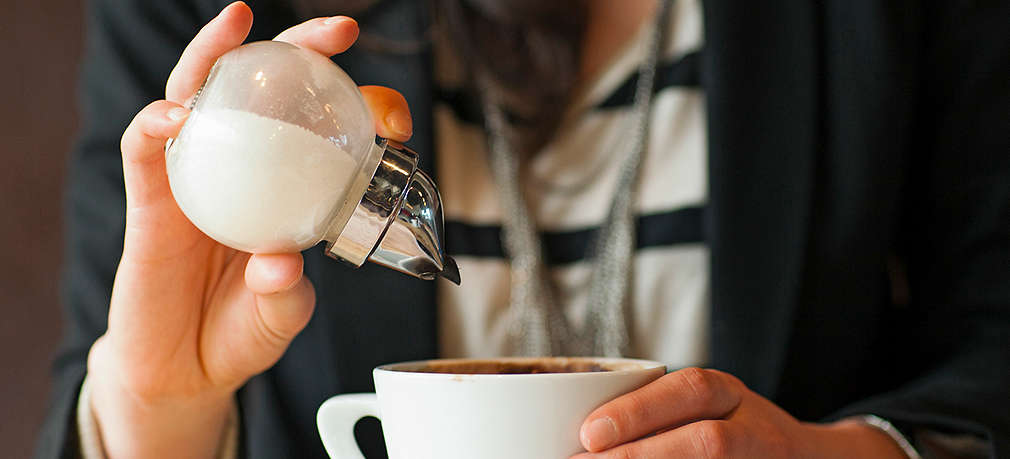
[410,360,613,375]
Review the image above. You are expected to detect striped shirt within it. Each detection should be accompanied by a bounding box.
[434,0,709,368]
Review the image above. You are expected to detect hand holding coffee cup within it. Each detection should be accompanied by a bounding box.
[316,357,665,459]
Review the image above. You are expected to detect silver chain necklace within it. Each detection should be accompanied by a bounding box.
[480,0,671,357]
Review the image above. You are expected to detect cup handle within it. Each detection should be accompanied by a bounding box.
[317,393,380,459]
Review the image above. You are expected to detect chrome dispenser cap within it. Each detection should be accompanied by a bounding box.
[325,138,460,284]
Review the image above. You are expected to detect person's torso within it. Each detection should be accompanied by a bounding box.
[433,0,709,366]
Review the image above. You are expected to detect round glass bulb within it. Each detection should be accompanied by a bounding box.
[166,41,378,253]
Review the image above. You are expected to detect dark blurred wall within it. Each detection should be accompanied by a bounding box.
[2,1,84,456]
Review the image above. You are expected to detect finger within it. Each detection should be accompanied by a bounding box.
[273,16,359,56]
[245,253,316,344]
[166,1,253,103]
[580,368,744,452]
[120,100,190,205]
[571,420,742,459]
[246,253,305,295]
[359,85,413,142]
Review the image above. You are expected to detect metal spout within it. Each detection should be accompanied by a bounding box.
[368,168,460,284]
[325,138,460,284]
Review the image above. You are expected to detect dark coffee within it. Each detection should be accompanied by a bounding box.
[403,359,620,375]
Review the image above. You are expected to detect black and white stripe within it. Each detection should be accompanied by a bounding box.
[434,0,710,366]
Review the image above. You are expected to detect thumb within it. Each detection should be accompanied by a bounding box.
[244,253,317,348]
[212,253,317,382]
[201,252,317,388]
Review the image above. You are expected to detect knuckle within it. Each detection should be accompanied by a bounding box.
[679,367,719,405]
[692,420,732,459]
[124,101,168,140]
[122,100,183,155]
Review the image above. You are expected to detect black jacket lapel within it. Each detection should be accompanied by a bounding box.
[702,1,819,397]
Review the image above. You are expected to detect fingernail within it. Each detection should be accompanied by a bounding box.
[583,417,617,451]
[167,107,190,121]
[324,16,354,26]
[384,110,412,138]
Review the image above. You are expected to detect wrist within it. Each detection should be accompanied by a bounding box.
[800,419,909,459]
[88,372,233,459]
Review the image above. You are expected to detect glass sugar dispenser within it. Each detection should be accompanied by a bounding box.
[166,41,460,284]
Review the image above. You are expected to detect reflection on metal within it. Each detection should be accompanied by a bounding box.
[326,138,460,284]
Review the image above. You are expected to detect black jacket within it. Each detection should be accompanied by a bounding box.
[37,0,1010,457]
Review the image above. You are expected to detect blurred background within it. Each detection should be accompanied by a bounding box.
[2,1,84,456]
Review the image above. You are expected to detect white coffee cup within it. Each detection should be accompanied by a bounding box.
[317,357,666,459]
